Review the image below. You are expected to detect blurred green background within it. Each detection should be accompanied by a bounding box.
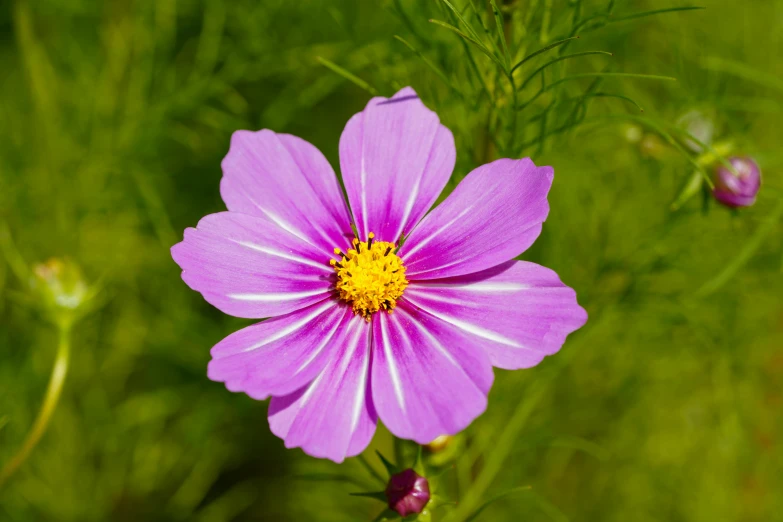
[1,0,782,520]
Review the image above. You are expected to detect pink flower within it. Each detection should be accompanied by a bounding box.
[712,156,761,208]
[171,87,587,462]
[386,469,430,517]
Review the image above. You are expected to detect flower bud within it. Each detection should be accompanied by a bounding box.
[712,156,761,208]
[424,434,453,453]
[677,110,715,153]
[30,258,93,326]
[385,468,430,517]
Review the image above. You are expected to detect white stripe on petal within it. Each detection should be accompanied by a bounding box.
[350,326,371,432]
[410,281,529,292]
[407,297,524,349]
[380,317,406,413]
[294,309,344,374]
[228,289,327,302]
[236,240,332,273]
[400,205,473,259]
[242,301,334,352]
[398,307,461,370]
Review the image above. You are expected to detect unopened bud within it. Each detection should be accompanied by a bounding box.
[677,110,715,153]
[712,156,761,208]
[424,435,453,453]
[385,468,430,517]
[31,258,92,326]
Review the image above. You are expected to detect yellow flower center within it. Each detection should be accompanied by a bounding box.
[330,232,408,320]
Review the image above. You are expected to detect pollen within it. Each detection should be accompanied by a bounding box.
[330,232,408,320]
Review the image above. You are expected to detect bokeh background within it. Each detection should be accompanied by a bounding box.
[1,0,782,520]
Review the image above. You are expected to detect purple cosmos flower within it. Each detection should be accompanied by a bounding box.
[712,156,761,208]
[171,87,587,463]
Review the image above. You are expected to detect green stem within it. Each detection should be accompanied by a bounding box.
[0,324,71,489]
[393,437,405,468]
[509,73,519,155]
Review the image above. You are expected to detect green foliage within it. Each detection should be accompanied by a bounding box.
[1,0,782,521]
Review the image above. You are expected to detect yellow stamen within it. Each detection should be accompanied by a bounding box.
[332,233,408,321]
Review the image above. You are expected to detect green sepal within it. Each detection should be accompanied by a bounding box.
[350,491,388,502]
[376,450,401,475]
[412,445,425,476]
[671,170,703,212]
[427,493,457,512]
[372,508,401,521]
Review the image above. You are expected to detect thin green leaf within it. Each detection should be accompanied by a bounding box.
[429,19,506,69]
[0,220,31,283]
[350,491,387,502]
[668,126,736,174]
[372,508,400,522]
[587,92,644,112]
[536,100,553,155]
[611,6,705,23]
[696,200,783,296]
[316,56,379,96]
[437,0,484,43]
[358,453,387,486]
[465,486,533,522]
[391,0,423,42]
[446,10,496,107]
[293,473,368,488]
[671,171,704,211]
[376,450,400,475]
[703,56,783,93]
[540,0,553,43]
[394,36,463,99]
[519,51,613,91]
[489,0,510,70]
[545,72,677,90]
[580,114,714,188]
[570,0,583,29]
[467,0,505,65]
[511,36,581,74]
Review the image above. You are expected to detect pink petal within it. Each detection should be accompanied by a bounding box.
[399,158,553,279]
[207,300,350,400]
[403,261,587,370]
[372,303,493,444]
[339,87,455,243]
[220,130,353,254]
[171,212,334,318]
[268,313,376,463]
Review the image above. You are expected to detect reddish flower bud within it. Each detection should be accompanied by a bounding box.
[712,156,761,208]
[385,468,430,517]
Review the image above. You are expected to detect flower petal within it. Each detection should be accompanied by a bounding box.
[403,261,587,370]
[339,87,456,243]
[372,302,493,444]
[399,158,553,279]
[220,130,353,253]
[207,300,350,400]
[268,313,376,463]
[171,212,334,318]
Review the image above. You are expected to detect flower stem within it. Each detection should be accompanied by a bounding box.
[0,324,71,490]
[394,436,405,468]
